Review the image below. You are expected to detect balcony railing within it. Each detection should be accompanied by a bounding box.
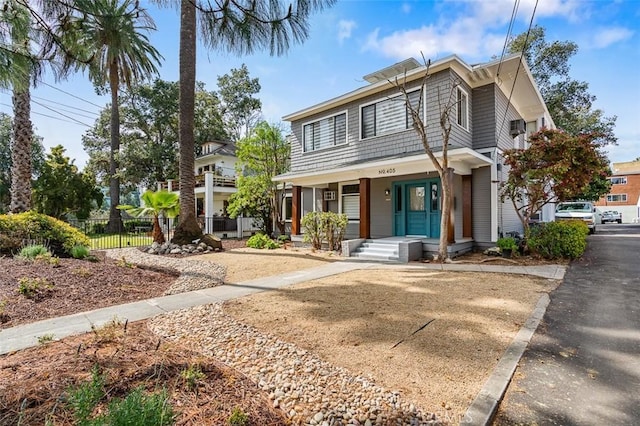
[158,174,236,191]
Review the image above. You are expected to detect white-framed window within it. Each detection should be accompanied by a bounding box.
[340,183,360,220]
[360,90,421,139]
[610,176,627,185]
[606,194,627,202]
[283,194,293,221]
[302,111,347,152]
[456,87,469,130]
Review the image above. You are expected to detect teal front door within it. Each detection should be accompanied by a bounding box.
[393,179,441,237]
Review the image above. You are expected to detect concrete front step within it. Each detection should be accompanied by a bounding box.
[352,239,401,261]
[351,253,400,261]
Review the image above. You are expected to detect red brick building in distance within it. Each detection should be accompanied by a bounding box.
[595,160,640,223]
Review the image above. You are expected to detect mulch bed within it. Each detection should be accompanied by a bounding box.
[0,251,179,329]
[0,321,287,425]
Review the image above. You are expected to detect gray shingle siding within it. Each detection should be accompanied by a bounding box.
[472,84,497,150]
[472,166,492,243]
[495,87,523,151]
[288,69,472,174]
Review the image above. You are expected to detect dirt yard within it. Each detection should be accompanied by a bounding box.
[224,268,559,423]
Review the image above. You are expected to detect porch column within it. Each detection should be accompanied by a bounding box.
[291,185,302,235]
[462,175,473,238]
[204,171,214,234]
[447,169,455,244]
[359,178,371,239]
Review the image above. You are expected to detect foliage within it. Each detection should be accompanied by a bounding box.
[106,386,175,426]
[170,0,335,245]
[32,145,103,220]
[228,407,249,426]
[181,364,205,391]
[217,64,262,141]
[246,233,280,249]
[301,211,348,251]
[18,244,50,259]
[501,129,610,234]
[17,277,52,299]
[496,237,518,251]
[508,26,617,145]
[37,333,54,345]
[83,80,228,188]
[527,221,588,259]
[118,190,179,244]
[227,122,289,235]
[0,211,91,256]
[67,366,105,425]
[70,245,91,259]
[0,113,45,213]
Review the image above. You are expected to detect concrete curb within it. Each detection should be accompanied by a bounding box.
[461,293,551,425]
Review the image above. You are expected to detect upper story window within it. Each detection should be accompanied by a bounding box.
[456,87,469,130]
[303,112,347,152]
[607,194,627,202]
[610,176,627,185]
[361,90,421,139]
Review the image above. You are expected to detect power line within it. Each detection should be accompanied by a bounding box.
[31,95,101,116]
[31,99,93,127]
[496,0,521,79]
[0,102,91,127]
[36,79,104,109]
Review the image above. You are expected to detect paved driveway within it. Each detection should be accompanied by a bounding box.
[494,223,640,425]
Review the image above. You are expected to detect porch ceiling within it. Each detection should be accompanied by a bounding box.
[274,147,492,186]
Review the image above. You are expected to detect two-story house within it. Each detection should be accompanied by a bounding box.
[275,53,553,260]
[595,160,640,223]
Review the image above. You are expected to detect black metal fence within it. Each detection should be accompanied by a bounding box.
[67,216,240,250]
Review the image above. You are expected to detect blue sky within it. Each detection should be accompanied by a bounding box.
[1,0,638,168]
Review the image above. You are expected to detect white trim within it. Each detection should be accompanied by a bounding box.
[456,86,469,132]
[339,181,361,222]
[301,109,348,153]
[273,147,492,186]
[282,193,293,222]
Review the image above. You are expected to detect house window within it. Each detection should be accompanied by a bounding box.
[341,184,360,220]
[610,176,627,185]
[303,112,347,152]
[456,87,468,130]
[606,194,627,202]
[283,195,293,221]
[361,90,421,139]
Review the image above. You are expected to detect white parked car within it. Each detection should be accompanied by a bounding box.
[555,201,600,234]
[601,210,622,224]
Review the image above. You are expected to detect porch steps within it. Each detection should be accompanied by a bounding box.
[351,239,400,261]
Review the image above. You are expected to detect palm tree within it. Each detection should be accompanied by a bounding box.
[118,190,179,244]
[54,0,162,233]
[0,0,42,213]
[158,0,336,245]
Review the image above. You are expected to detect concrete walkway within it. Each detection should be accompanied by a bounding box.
[0,258,566,425]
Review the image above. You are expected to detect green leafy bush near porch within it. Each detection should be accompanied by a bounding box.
[527,220,588,259]
[301,211,348,251]
[246,233,280,249]
[0,211,91,256]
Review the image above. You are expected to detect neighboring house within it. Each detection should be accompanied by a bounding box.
[595,160,640,223]
[158,140,257,236]
[274,53,554,260]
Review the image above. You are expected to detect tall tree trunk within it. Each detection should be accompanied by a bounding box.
[105,62,123,233]
[172,0,203,244]
[438,167,454,261]
[10,85,32,213]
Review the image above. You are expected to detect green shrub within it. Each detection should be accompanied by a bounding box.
[18,244,50,259]
[527,220,589,259]
[70,245,91,259]
[496,237,518,251]
[228,407,249,426]
[0,211,90,256]
[66,366,105,425]
[106,387,175,426]
[301,211,348,251]
[246,233,280,249]
[17,277,53,298]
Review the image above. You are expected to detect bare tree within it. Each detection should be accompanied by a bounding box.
[392,58,460,262]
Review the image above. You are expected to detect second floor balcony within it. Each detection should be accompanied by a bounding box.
[158,174,237,192]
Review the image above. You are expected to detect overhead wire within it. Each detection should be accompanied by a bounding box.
[0,101,91,127]
[496,0,521,79]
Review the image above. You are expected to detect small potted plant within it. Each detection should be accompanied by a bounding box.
[496,236,518,258]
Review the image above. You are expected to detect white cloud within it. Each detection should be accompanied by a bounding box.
[337,19,357,44]
[590,27,634,49]
[401,3,412,14]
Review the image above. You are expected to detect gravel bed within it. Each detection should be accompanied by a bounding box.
[150,304,442,425]
[105,248,225,295]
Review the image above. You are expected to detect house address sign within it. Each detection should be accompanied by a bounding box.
[378,168,397,175]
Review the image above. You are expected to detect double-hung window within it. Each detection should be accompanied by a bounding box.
[456,87,468,130]
[361,90,421,139]
[606,194,627,202]
[341,184,360,220]
[303,112,347,152]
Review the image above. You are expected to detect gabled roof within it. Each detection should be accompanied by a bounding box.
[199,140,237,158]
[283,53,553,126]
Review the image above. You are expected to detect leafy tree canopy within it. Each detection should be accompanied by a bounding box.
[32,145,103,220]
[228,121,289,235]
[508,26,617,146]
[501,128,610,234]
[217,64,262,141]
